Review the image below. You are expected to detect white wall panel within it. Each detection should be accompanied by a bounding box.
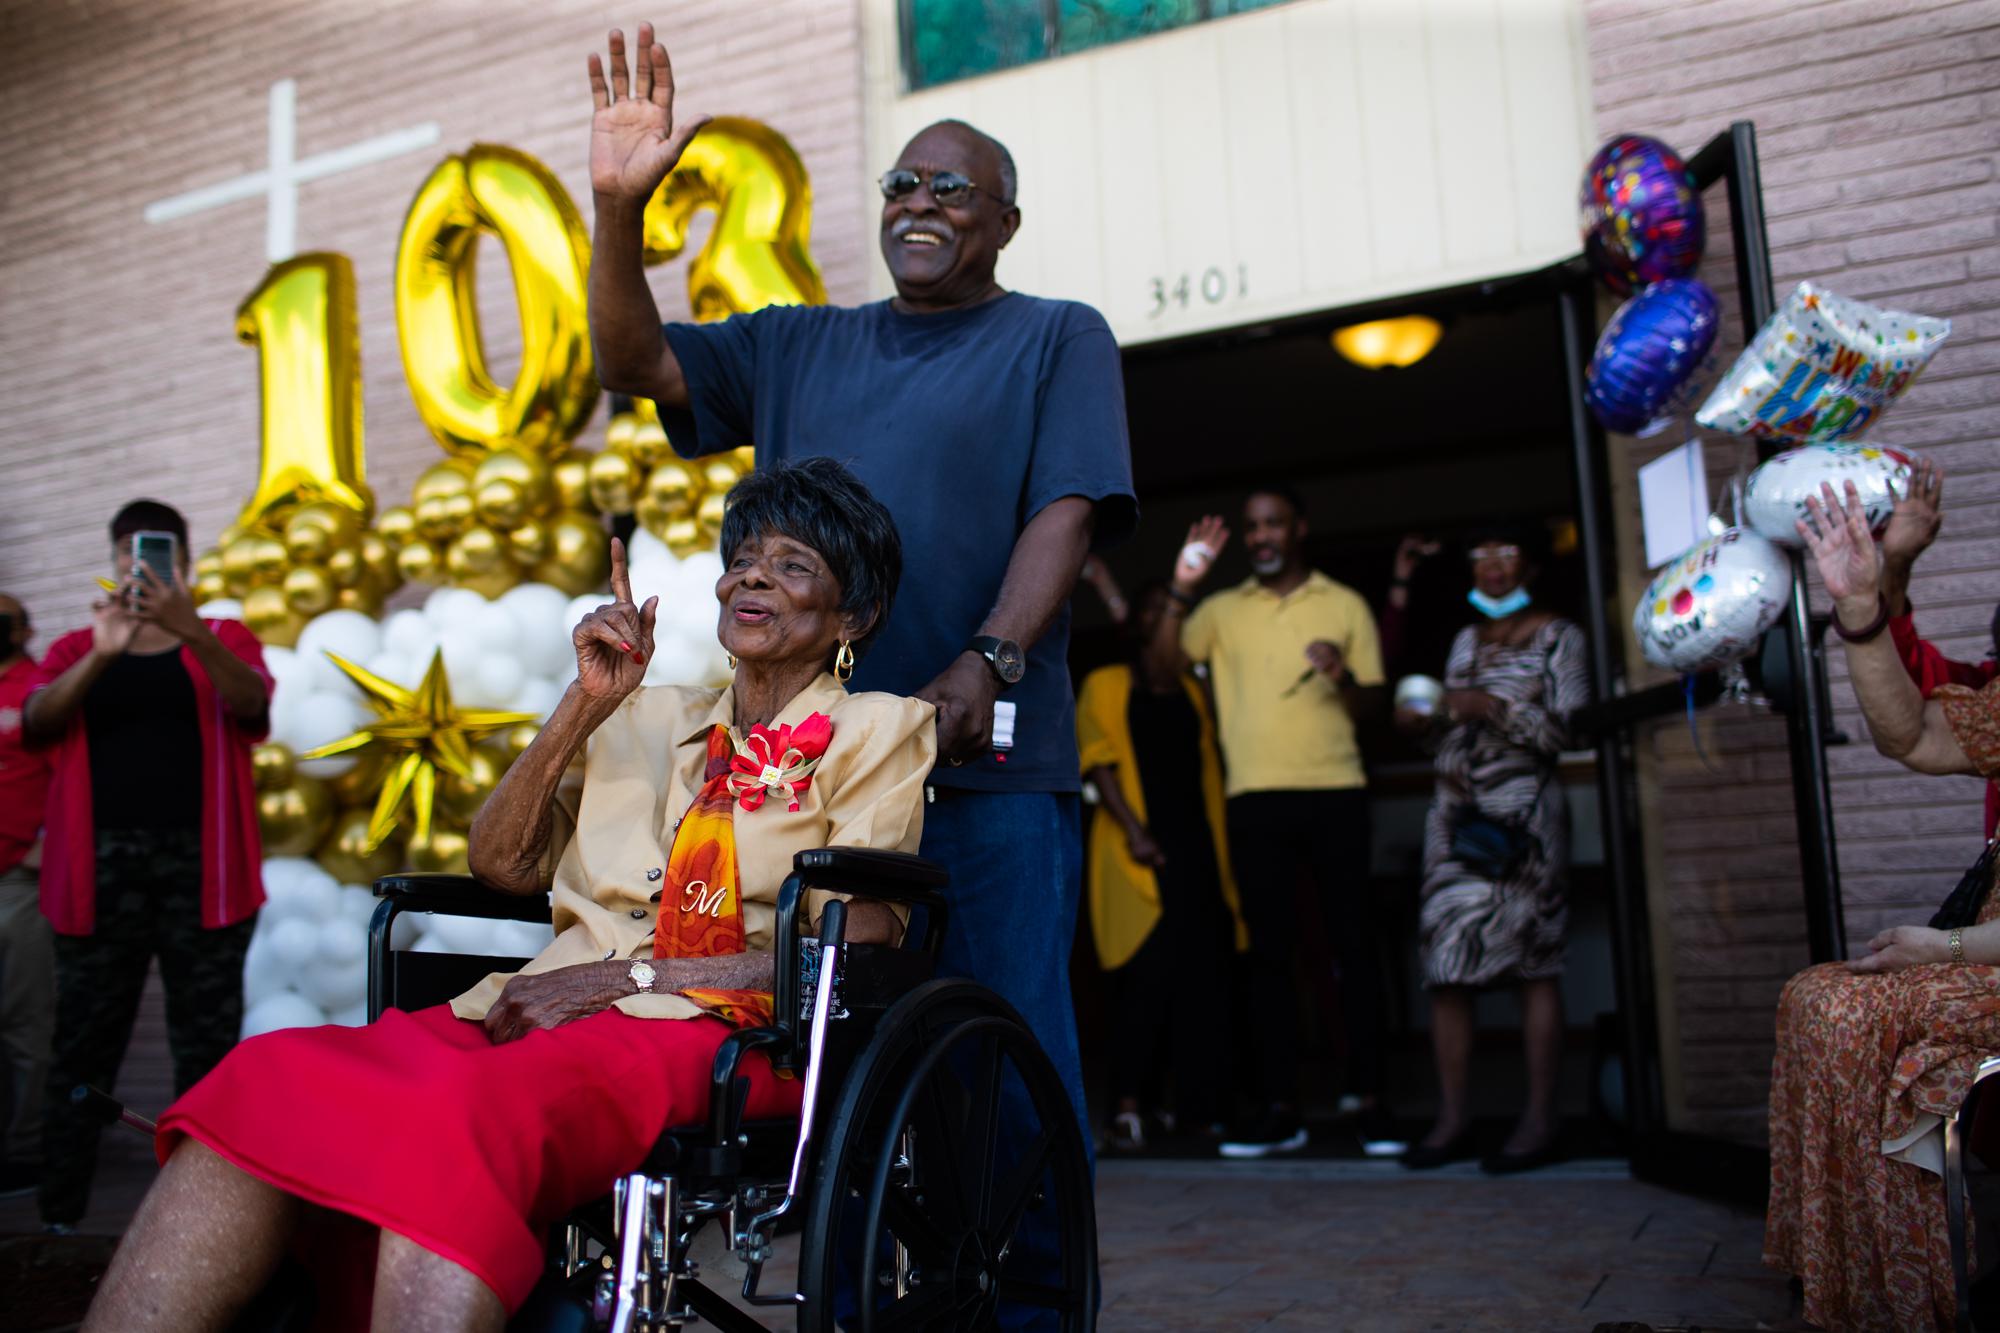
[861,0,1596,344]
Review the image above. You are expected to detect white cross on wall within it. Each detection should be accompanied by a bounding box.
[143,79,441,262]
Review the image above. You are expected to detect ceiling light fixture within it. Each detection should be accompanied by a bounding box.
[1331,315,1444,369]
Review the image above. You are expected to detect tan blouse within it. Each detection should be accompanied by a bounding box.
[451,673,937,1022]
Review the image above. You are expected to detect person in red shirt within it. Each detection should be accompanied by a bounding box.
[22,501,271,1231]
[1878,461,2000,837]
[0,593,54,1198]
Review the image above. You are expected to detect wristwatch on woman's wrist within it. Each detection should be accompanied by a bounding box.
[1950,928,1966,965]
[628,960,658,994]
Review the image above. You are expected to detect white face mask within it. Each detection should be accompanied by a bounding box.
[1468,587,1531,620]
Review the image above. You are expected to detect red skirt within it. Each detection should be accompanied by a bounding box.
[157,1005,801,1317]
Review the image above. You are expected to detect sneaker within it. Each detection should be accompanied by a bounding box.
[1106,1110,1147,1154]
[1354,1107,1408,1159]
[1218,1110,1308,1159]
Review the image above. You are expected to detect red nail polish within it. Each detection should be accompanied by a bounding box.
[619,641,632,652]
[632,653,646,664]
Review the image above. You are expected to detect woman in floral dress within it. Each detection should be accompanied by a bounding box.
[1767,480,2000,1331]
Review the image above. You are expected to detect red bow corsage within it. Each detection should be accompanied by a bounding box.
[726,712,832,813]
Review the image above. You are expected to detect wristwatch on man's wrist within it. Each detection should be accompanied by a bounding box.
[967,636,1025,687]
[628,960,658,994]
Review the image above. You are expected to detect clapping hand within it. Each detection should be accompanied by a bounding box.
[1880,458,1944,571]
[1798,480,1884,622]
[572,538,659,702]
[587,23,711,204]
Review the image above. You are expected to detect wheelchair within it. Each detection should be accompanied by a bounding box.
[367,847,1097,1332]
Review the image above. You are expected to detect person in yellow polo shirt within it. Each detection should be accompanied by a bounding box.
[1146,487,1394,1159]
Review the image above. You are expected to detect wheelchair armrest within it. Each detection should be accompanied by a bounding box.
[372,874,554,924]
[790,847,948,898]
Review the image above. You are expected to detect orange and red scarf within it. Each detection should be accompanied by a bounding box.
[653,714,831,1029]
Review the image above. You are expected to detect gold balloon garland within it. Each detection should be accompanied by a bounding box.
[232,122,825,874]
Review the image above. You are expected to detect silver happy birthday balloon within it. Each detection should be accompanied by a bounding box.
[1744,443,1918,549]
[1633,528,1795,674]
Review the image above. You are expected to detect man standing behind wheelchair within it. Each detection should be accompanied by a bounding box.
[82,459,935,1331]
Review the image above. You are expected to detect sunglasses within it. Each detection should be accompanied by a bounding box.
[1468,545,1522,562]
[878,168,1003,208]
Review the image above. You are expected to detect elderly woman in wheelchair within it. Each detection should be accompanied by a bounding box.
[86,457,1095,1333]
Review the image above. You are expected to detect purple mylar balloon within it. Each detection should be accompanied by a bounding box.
[1586,278,1721,436]
[1580,134,1705,295]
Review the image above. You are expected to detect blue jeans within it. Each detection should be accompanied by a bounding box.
[921,787,1090,1140]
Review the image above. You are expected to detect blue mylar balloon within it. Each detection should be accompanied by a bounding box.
[1586,278,1721,436]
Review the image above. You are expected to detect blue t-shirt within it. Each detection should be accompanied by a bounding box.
[660,293,1137,793]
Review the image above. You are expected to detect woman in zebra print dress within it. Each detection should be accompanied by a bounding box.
[1399,533,1590,1172]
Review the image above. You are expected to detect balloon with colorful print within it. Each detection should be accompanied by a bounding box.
[1743,443,1920,548]
[1633,528,1794,674]
[1695,282,1951,447]
[1585,278,1721,436]
[1580,134,1705,296]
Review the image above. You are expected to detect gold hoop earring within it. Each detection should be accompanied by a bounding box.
[725,652,737,670]
[834,640,855,684]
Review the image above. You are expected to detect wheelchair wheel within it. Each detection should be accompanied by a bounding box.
[796,979,1096,1331]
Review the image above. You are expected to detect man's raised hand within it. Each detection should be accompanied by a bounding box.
[572,537,659,702]
[587,23,710,203]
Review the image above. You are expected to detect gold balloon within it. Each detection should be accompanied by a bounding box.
[628,421,673,470]
[395,144,599,460]
[242,585,305,647]
[700,456,742,494]
[407,827,471,875]
[644,458,702,518]
[447,525,506,578]
[604,412,639,454]
[532,510,610,595]
[472,446,553,530]
[283,501,361,565]
[507,519,551,567]
[501,722,542,760]
[663,515,705,558]
[315,807,405,887]
[413,458,476,504]
[695,490,728,543]
[437,747,501,825]
[258,776,335,858]
[326,547,362,588]
[337,585,383,616]
[552,450,593,512]
[641,117,828,319]
[220,534,265,597]
[375,506,418,548]
[396,540,443,585]
[249,536,290,587]
[586,449,639,515]
[252,741,297,793]
[195,573,228,604]
[196,550,226,582]
[358,532,397,586]
[328,752,389,808]
[729,445,756,474]
[282,564,337,617]
[233,253,373,529]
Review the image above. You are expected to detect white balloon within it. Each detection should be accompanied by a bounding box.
[293,875,342,924]
[317,917,368,967]
[676,551,724,600]
[510,676,566,722]
[461,653,526,710]
[242,993,327,1039]
[196,598,245,620]
[426,914,500,954]
[364,652,418,691]
[259,856,319,900]
[261,645,298,686]
[643,639,704,689]
[425,586,488,631]
[337,886,380,928]
[329,1002,370,1028]
[297,610,384,670]
[1632,528,1796,673]
[242,932,290,1007]
[287,692,370,778]
[627,526,673,567]
[470,599,526,653]
[297,959,367,1013]
[1743,443,1919,549]
[438,633,486,688]
[268,917,322,969]
[382,608,438,661]
[499,584,576,679]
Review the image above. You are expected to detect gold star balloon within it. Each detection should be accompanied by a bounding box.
[301,649,534,851]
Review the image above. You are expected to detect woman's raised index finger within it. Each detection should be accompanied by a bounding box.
[609,536,633,604]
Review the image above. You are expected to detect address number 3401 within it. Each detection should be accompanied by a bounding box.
[1147,265,1248,317]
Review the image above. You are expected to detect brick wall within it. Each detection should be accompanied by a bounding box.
[1585,0,2000,1143]
[0,0,870,641]
[0,0,866,1129]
